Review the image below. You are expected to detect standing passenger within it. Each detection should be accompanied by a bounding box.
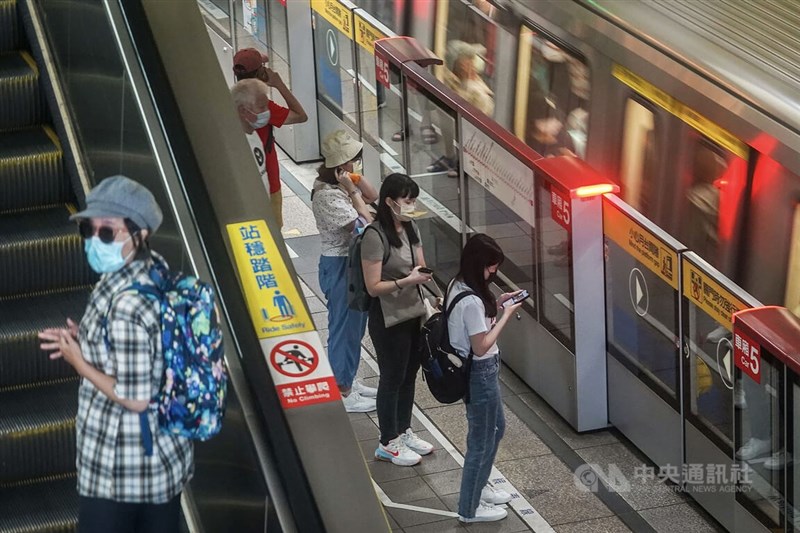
[231,72,307,228]
[447,234,522,523]
[362,174,434,466]
[312,130,380,412]
[38,176,190,532]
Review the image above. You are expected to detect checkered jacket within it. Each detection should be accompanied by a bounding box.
[76,254,193,503]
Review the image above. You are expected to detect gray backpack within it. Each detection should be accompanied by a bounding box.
[347,224,389,312]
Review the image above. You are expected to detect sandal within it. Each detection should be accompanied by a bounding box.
[391,129,405,142]
[420,125,439,144]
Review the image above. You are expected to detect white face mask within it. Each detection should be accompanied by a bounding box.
[248,108,271,129]
[352,159,363,174]
[391,200,416,221]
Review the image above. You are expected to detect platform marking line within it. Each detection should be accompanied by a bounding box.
[361,349,555,532]
[372,481,459,518]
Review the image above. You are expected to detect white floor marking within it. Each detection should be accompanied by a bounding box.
[360,349,555,532]
[372,481,459,518]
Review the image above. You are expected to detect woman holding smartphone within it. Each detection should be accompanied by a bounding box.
[362,173,434,467]
[446,233,523,523]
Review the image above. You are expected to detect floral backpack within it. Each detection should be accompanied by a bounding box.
[103,259,227,454]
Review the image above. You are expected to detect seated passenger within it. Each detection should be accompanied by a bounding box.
[230,73,307,229]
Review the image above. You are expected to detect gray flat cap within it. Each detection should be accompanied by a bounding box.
[70,175,163,234]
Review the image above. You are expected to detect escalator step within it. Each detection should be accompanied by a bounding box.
[0,51,45,131]
[0,288,89,389]
[0,126,66,212]
[0,379,78,485]
[0,0,19,55]
[0,474,78,532]
[0,205,97,297]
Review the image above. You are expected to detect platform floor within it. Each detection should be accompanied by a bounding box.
[275,151,724,533]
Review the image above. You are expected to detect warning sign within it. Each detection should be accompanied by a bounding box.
[261,331,341,409]
[682,259,746,330]
[270,339,319,378]
[226,220,313,339]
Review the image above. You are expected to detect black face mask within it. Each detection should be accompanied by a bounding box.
[487,271,498,284]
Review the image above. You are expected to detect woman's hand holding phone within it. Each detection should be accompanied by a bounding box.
[406,266,432,286]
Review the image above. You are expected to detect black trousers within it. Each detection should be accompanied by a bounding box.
[78,493,181,533]
[369,299,422,445]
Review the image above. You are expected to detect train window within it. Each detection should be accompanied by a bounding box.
[784,204,800,315]
[312,10,360,134]
[620,99,656,216]
[514,27,589,159]
[680,138,748,270]
[433,0,498,119]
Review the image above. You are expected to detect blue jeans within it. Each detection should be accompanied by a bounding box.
[319,255,368,389]
[458,354,505,518]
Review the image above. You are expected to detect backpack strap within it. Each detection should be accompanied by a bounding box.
[443,284,478,404]
[363,224,390,265]
[99,266,163,458]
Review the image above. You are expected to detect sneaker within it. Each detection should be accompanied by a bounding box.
[352,380,377,398]
[375,436,421,466]
[342,390,376,413]
[734,386,747,409]
[736,437,770,460]
[400,428,433,456]
[765,450,790,470]
[481,484,512,505]
[459,501,508,523]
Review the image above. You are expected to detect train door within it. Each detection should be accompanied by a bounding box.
[739,154,800,307]
[513,25,590,160]
[612,66,749,279]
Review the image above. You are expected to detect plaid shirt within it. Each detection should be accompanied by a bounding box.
[76,254,193,503]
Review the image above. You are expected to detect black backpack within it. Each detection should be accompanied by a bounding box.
[347,224,389,312]
[420,285,477,404]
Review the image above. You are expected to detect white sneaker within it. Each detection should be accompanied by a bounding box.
[765,450,790,470]
[342,390,376,413]
[400,428,433,456]
[352,380,377,398]
[481,484,512,505]
[736,438,770,460]
[734,387,747,409]
[459,501,508,523]
[375,436,421,466]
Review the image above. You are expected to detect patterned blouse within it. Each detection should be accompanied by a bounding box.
[76,254,193,503]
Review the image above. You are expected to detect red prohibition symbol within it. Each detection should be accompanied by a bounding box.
[270,340,319,378]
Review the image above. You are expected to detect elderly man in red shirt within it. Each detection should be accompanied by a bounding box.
[231,48,308,228]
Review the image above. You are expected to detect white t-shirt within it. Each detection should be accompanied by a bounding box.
[312,181,358,257]
[446,280,499,361]
[246,131,270,196]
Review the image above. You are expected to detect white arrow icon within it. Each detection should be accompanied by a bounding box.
[636,278,644,306]
[723,348,732,380]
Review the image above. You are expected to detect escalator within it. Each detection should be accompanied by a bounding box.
[0,1,93,529]
[0,1,387,531]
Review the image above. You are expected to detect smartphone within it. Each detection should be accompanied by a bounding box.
[501,290,529,308]
[418,267,433,274]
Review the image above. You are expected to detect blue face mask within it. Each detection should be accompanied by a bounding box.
[249,109,271,129]
[84,236,132,274]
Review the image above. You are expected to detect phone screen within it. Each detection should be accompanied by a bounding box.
[502,290,529,308]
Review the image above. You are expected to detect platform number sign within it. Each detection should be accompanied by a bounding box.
[550,187,571,230]
[734,330,761,384]
[375,51,390,88]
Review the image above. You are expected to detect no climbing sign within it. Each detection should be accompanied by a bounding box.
[261,331,340,409]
